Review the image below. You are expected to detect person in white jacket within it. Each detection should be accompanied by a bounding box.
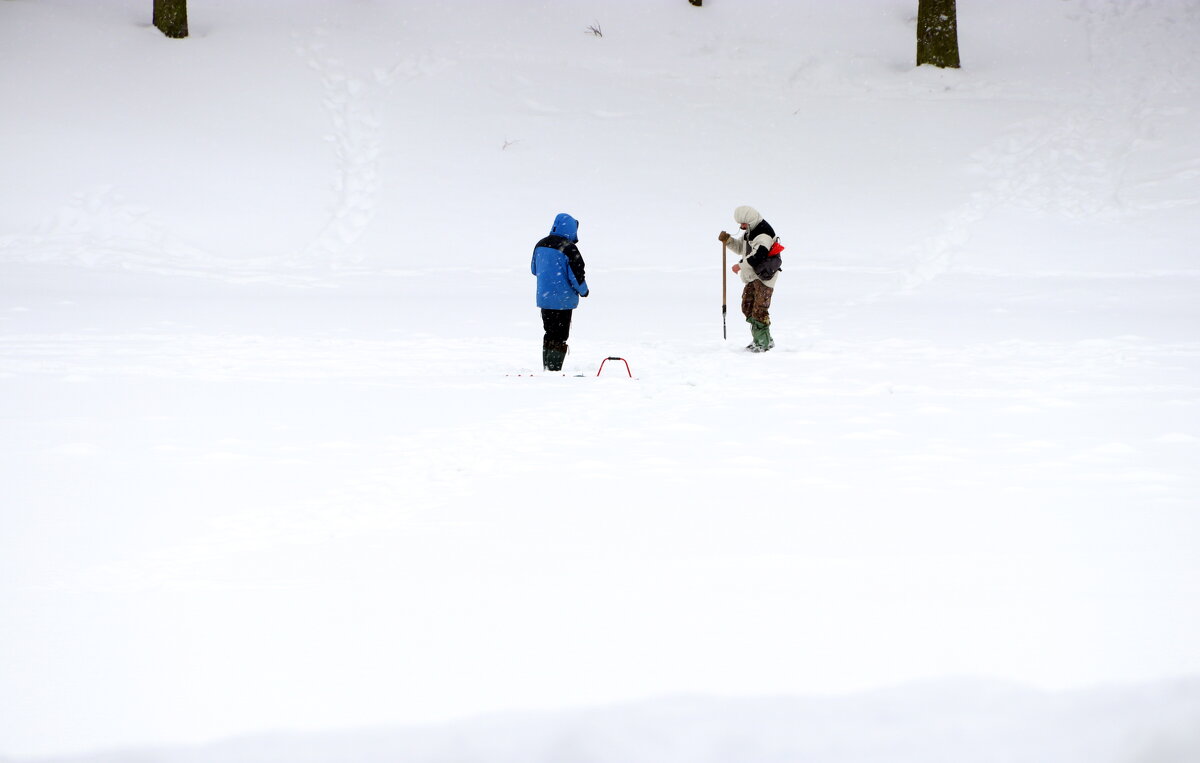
[719,205,782,352]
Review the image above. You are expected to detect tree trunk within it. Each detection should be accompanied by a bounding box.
[154,0,188,39]
[917,0,960,68]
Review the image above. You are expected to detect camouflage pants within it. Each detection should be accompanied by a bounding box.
[740,280,773,325]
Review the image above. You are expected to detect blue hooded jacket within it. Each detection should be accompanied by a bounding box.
[531,213,589,310]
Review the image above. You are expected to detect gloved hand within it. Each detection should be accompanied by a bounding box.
[718,231,730,243]
[731,263,740,274]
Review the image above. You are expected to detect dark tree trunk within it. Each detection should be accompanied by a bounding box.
[917,0,960,68]
[154,0,188,39]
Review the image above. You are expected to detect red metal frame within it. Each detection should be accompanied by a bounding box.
[596,356,632,377]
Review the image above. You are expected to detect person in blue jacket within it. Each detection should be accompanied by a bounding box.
[531,212,589,371]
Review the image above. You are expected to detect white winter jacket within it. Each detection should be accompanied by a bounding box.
[726,205,780,288]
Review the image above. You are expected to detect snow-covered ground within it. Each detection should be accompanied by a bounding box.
[15,681,1200,763]
[2,0,1199,760]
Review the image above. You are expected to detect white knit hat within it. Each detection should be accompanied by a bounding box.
[733,205,762,226]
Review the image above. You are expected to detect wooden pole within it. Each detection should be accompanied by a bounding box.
[722,240,728,339]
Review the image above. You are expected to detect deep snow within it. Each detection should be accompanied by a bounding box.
[2,0,1199,760]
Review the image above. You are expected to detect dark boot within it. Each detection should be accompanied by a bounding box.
[544,341,568,371]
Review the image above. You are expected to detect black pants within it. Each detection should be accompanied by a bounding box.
[541,308,573,345]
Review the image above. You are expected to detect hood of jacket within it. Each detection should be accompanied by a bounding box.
[733,205,763,228]
[550,213,579,243]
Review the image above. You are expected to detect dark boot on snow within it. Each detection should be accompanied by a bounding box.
[543,341,568,371]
